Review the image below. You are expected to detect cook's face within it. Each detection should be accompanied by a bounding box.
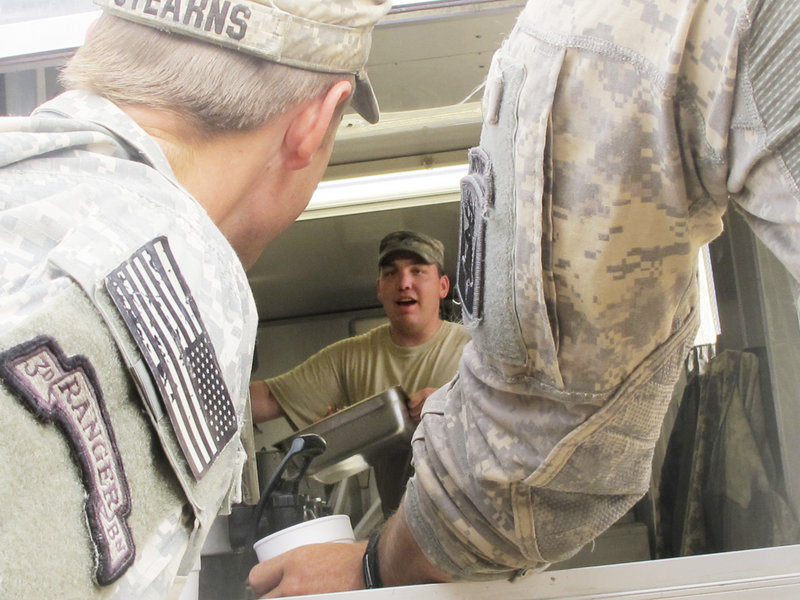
[377,254,448,333]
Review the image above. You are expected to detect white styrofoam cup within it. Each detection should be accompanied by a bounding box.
[253,514,354,563]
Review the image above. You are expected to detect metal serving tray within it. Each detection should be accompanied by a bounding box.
[273,386,413,484]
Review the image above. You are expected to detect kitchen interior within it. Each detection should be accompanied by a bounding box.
[2,1,800,598]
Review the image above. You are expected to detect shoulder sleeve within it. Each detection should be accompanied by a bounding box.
[446,321,472,347]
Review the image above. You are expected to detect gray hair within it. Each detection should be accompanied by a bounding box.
[61,14,354,133]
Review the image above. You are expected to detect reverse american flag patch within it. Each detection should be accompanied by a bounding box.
[105,237,237,479]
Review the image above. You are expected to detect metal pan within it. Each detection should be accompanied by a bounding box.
[273,386,413,484]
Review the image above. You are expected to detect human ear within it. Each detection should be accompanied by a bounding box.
[439,274,450,299]
[283,80,353,170]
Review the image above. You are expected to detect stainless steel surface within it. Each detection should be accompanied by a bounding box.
[274,386,414,484]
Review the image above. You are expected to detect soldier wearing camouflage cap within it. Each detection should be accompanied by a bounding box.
[248,0,800,596]
[249,229,470,517]
[378,230,446,271]
[0,0,389,598]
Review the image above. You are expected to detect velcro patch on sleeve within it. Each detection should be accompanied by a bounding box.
[104,236,238,480]
[0,336,135,586]
[457,146,492,322]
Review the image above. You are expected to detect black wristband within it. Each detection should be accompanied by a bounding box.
[362,527,383,589]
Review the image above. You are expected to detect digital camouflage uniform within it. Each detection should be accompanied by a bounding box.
[404,0,800,579]
[1,1,391,596]
[0,91,257,599]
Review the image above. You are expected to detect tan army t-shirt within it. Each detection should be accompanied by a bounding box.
[268,320,470,429]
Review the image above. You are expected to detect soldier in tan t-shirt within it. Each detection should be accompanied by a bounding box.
[250,231,470,514]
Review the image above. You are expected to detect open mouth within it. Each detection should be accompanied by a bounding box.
[397,299,417,306]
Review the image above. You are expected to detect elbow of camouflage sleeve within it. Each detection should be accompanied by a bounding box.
[402,462,642,580]
[402,317,699,580]
[402,420,643,581]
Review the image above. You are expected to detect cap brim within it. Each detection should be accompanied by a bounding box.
[351,71,380,124]
[378,249,438,267]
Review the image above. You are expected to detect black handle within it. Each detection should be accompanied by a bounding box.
[249,433,327,545]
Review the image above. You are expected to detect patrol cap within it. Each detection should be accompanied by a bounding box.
[378,230,445,269]
[93,0,391,123]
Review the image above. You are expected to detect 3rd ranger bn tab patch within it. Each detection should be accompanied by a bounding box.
[104,236,238,480]
[0,336,135,586]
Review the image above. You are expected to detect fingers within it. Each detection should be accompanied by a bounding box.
[248,557,284,598]
[408,387,436,407]
[247,541,368,597]
[407,387,436,423]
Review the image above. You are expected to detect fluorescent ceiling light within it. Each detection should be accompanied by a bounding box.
[303,164,467,220]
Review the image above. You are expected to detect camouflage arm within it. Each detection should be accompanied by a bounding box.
[402,0,800,579]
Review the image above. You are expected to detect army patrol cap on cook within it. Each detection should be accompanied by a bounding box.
[378,230,445,269]
[93,0,391,123]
